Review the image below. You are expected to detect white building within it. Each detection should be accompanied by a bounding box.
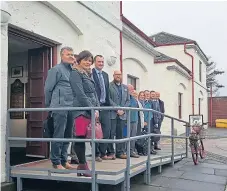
[151,32,208,134]
[1,1,122,183]
[1,1,208,183]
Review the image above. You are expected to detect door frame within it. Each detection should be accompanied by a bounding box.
[8,24,60,66]
[8,25,60,157]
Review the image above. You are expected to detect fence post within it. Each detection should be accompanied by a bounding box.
[6,111,11,182]
[146,112,151,184]
[126,110,131,191]
[91,109,96,191]
[171,118,174,167]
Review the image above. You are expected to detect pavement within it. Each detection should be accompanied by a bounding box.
[131,158,227,191]
[131,127,227,191]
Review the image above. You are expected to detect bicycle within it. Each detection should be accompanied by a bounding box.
[188,122,207,165]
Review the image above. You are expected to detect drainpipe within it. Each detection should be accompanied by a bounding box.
[184,44,195,114]
[210,85,213,127]
[120,1,123,73]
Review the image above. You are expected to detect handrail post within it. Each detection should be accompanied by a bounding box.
[91,109,96,191]
[126,110,131,191]
[146,112,151,184]
[6,111,11,182]
[171,118,174,166]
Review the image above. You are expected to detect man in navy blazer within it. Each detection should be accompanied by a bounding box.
[91,55,112,161]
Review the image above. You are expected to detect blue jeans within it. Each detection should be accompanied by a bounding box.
[50,111,73,165]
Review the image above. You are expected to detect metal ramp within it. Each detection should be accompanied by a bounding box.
[11,149,186,190]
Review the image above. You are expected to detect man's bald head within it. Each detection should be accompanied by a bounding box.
[155,92,160,99]
[113,70,122,83]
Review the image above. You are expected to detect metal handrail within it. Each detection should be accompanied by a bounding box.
[6,106,189,191]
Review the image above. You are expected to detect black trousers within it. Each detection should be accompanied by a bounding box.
[95,110,111,157]
[73,136,86,164]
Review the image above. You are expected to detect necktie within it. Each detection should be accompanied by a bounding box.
[98,72,105,103]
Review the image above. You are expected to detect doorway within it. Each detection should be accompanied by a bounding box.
[8,28,57,165]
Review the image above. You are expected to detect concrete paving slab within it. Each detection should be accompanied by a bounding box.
[181,171,227,185]
[150,176,225,191]
[215,169,227,177]
[160,169,185,178]
[178,165,215,175]
[204,159,226,165]
[199,162,227,170]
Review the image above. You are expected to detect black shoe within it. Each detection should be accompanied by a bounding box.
[130,152,140,158]
[154,147,161,150]
[150,150,157,155]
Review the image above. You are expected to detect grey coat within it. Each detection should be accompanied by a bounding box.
[44,63,73,112]
[109,81,130,120]
[69,68,99,119]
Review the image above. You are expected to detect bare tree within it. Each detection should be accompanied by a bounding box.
[206,58,224,96]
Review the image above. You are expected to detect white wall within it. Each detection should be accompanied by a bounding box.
[1,1,121,183]
[122,35,155,90]
[8,51,28,148]
[7,1,121,78]
[155,44,208,131]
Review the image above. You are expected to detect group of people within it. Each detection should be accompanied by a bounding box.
[44,47,165,177]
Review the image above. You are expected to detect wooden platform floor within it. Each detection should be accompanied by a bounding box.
[11,148,186,185]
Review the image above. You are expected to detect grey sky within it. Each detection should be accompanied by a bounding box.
[123,1,227,96]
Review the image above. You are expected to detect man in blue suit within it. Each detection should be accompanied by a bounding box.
[91,55,112,162]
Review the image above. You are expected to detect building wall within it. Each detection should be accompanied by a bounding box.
[208,97,227,127]
[122,35,155,90]
[1,1,121,183]
[7,1,121,78]
[155,45,208,128]
[155,45,192,70]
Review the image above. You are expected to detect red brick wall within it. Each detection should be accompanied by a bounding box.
[208,96,227,127]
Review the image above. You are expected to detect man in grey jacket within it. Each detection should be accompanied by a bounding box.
[108,70,130,159]
[44,47,75,170]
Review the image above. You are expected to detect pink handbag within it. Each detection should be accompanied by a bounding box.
[74,116,91,137]
[86,120,103,139]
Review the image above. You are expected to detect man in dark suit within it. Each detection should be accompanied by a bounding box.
[155,91,165,150]
[91,55,112,162]
[108,70,130,159]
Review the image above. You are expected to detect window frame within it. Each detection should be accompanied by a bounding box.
[178,92,182,119]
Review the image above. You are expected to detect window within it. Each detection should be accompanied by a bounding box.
[178,93,182,119]
[199,61,202,82]
[198,98,201,115]
[127,75,137,90]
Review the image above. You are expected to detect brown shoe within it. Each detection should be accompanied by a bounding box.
[62,162,76,169]
[117,154,127,159]
[107,154,116,160]
[53,164,66,170]
[95,157,102,162]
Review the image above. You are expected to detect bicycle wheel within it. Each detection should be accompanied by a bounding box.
[199,139,206,159]
[190,143,199,165]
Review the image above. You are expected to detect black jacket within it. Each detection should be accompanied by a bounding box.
[92,68,110,106]
[158,99,165,121]
[70,68,99,119]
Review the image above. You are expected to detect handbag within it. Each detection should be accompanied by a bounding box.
[43,112,54,138]
[74,115,91,137]
[86,119,103,139]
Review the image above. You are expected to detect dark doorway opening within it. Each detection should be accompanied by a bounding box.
[8,27,57,165]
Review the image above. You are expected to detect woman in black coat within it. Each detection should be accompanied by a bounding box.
[69,50,99,177]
